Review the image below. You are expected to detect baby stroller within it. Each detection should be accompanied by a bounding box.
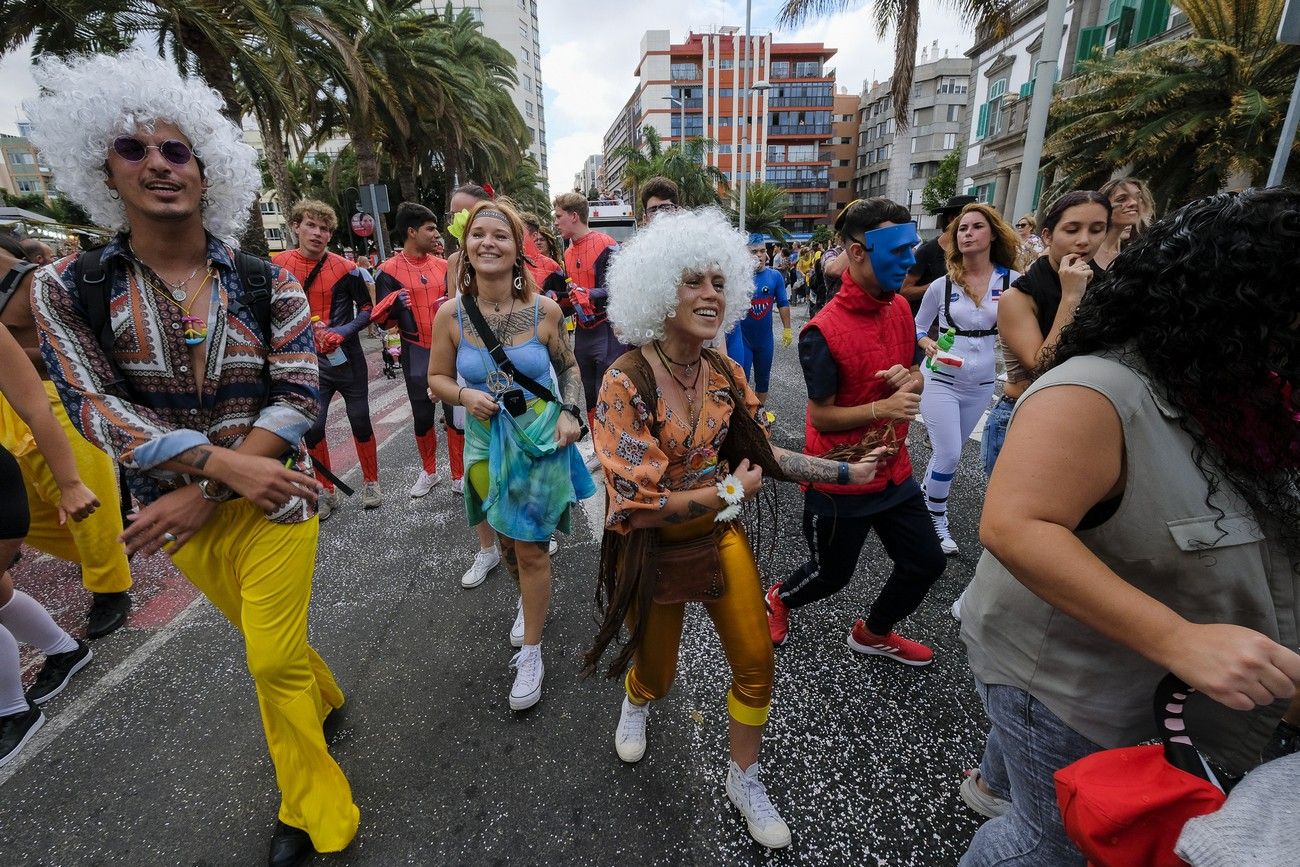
[380,332,402,380]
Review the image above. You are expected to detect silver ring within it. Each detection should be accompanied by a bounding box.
[162,532,178,542]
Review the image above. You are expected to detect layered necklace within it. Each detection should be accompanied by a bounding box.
[146,268,215,346]
[652,340,704,436]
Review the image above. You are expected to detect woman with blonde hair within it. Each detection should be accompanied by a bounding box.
[583,207,883,849]
[915,203,1021,554]
[427,199,595,711]
[1094,177,1155,269]
[1013,213,1043,268]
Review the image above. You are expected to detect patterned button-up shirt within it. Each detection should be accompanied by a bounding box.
[33,234,320,523]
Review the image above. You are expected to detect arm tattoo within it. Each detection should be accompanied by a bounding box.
[662,498,719,525]
[548,329,586,409]
[173,445,213,471]
[776,452,840,484]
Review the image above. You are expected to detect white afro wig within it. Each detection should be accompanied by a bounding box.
[25,50,261,241]
[606,207,755,346]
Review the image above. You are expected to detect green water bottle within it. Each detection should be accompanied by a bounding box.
[926,327,956,371]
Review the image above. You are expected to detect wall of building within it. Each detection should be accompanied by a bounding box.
[826,93,860,222]
[0,134,57,202]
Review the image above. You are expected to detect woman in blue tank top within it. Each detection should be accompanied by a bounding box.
[428,200,595,713]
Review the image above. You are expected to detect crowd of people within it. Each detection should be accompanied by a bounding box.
[0,49,1296,867]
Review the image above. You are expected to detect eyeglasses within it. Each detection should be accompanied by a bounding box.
[111,136,194,166]
[645,203,680,216]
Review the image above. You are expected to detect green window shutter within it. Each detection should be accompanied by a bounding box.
[1075,26,1107,64]
[989,180,996,202]
[1032,173,1044,209]
[1133,0,1171,43]
[1116,6,1137,49]
[1019,80,1035,98]
[989,78,1007,99]
[976,102,989,138]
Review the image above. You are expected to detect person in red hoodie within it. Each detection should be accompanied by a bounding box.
[765,198,946,665]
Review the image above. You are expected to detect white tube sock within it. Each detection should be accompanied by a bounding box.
[0,590,77,656]
[0,625,27,717]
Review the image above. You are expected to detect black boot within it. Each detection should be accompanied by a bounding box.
[86,591,131,639]
[267,820,315,867]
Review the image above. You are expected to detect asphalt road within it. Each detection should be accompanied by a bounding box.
[2,315,996,866]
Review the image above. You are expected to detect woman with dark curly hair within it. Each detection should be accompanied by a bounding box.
[957,187,1300,865]
[980,191,1111,478]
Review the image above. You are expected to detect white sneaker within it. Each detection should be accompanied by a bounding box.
[614,696,649,763]
[508,644,543,710]
[725,760,792,849]
[548,535,558,556]
[451,477,464,495]
[361,480,382,509]
[409,470,441,498]
[951,590,965,622]
[316,490,337,522]
[931,513,959,555]
[509,596,525,647]
[461,547,499,589]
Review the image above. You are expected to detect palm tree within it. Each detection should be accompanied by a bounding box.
[493,155,551,219]
[727,182,792,240]
[776,0,1007,128]
[612,126,731,211]
[1042,0,1300,208]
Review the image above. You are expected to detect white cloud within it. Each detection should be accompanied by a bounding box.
[0,42,38,135]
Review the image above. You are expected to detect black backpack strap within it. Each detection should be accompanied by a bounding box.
[75,247,117,357]
[0,261,38,316]
[232,251,276,344]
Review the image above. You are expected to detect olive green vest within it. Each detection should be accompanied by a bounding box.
[962,353,1298,776]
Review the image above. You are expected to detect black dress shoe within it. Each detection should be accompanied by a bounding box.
[268,820,315,867]
[86,591,131,640]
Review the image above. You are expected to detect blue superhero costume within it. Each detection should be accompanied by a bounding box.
[725,266,789,394]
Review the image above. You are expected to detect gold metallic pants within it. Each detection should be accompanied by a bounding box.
[625,514,774,726]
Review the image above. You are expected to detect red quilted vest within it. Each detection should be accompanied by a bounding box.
[803,270,916,495]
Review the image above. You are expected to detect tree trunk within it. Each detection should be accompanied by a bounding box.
[397,161,419,203]
[181,28,269,255]
[260,118,297,247]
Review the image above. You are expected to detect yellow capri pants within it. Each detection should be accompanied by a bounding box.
[0,383,131,593]
[625,514,775,727]
[169,499,359,852]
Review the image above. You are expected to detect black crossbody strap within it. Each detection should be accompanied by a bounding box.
[460,295,558,404]
[944,274,1001,338]
[299,255,328,293]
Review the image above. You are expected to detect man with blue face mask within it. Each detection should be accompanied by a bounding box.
[765,198,947,667]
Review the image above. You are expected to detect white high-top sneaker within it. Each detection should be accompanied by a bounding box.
[725,760,791,849]
[931,512,959,555]
[614,697,649,763]
[461,546,499,589]
[509,596,525,647]
[508,644,543,711]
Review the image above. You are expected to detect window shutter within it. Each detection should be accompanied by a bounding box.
[1133,0,1171,44]
[976,102,989,139]
[1074,25,1107,63]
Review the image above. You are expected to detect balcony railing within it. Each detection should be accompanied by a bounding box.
[767,124,832,136]
[766,96,834,108]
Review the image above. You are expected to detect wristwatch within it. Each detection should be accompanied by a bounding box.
[560,403,590,438]
[198,477,234,503]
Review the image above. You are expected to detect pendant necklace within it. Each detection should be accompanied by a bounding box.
[655,341,702,376]
[127,240,207,301]
[653,341,702,436]
[149,268,215,345]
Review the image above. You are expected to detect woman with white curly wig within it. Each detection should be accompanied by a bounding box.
[582,208,883,849]
[26,51,357,866]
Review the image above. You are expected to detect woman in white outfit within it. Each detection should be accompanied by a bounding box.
[915,203,1021,554]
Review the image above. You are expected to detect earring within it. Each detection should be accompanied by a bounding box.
[462,266,472,290]
[513,265,523,294]
[108,190,120,200]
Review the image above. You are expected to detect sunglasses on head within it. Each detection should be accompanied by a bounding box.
[112,136,194,166]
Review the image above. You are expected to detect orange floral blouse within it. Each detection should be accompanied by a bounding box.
[594,354,765,532]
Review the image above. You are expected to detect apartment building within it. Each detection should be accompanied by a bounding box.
[604,28,839,237]
[574,153,603,196]
[0,129,57,203]
[960,0,1187,215]
[852,48,972,234]
[825,93,861,221]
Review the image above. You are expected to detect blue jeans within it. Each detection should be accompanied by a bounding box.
[960,681,1102,866]
[980,396,1015,479]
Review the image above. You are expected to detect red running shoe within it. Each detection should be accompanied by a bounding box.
[765,584,790,647]
[846,619,933,666]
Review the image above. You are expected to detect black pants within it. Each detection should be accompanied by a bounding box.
[0,446,31,541]
[305,341,374,448]
[398,342,439,438]
[780,488,946,635]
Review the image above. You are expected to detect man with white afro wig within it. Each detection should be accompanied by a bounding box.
[27,51,359,866]
[25,50,260,241]
[604,207,755,346]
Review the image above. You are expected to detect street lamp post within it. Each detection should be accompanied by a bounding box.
[1012,0,1068,218]
[663,94,686,151]
[737,0,772,238]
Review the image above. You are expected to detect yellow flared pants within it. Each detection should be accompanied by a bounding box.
[169,500,359,852]
[0,383,131,593]
[625,515,774,726]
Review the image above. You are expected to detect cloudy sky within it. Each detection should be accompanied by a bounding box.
[0,1,973,195]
